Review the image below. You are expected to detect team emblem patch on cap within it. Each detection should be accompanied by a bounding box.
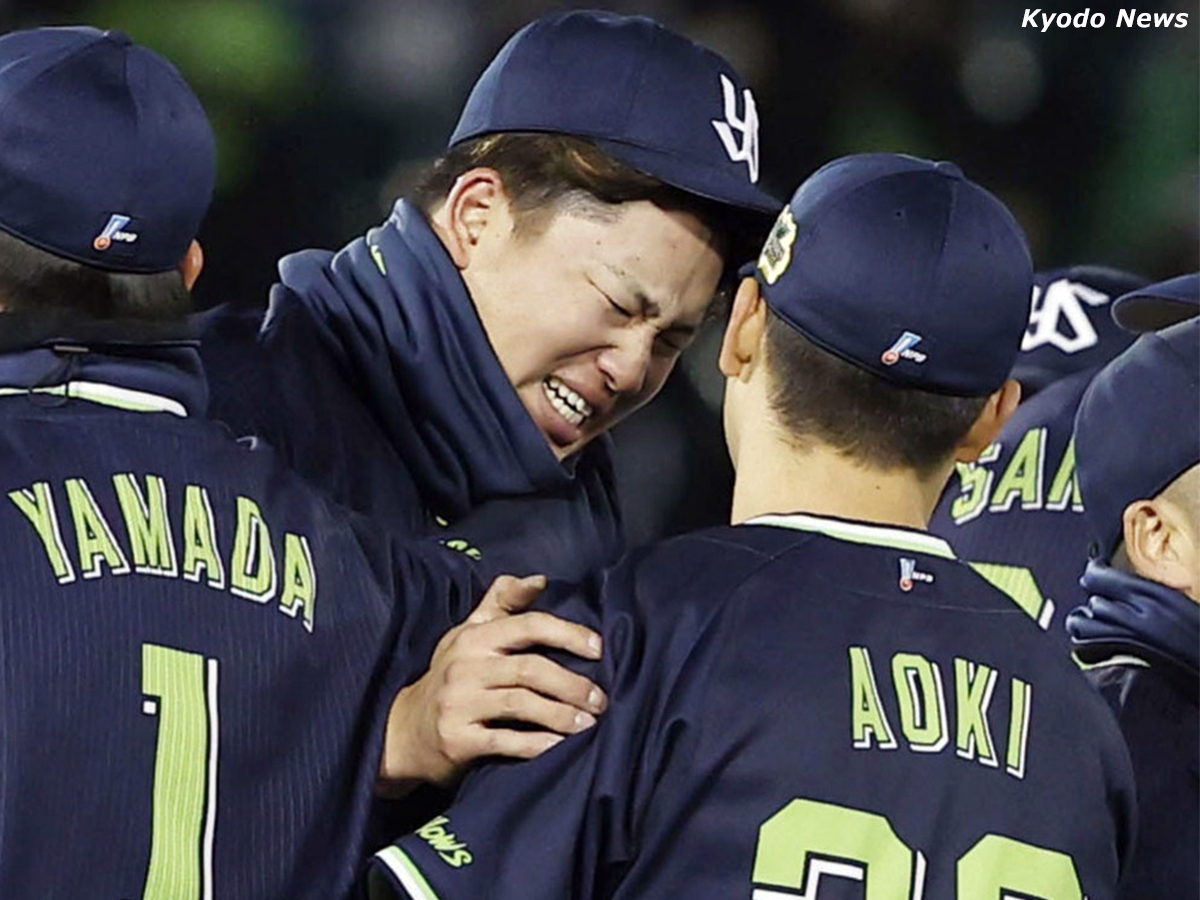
[757,207,797,286]
[93,214,138,251]
[898,557,934,592]
[881,331,927,366]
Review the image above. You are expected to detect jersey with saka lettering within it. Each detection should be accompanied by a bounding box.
[932,367,1097,646]
[370,513,1134,900]
[0,335,480,900]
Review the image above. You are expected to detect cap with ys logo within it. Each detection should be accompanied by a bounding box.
[449,10,780,214]
[749,153,1033,396]
[0,26,215,273]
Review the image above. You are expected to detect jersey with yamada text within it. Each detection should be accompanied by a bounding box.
[370,513,1134,900]
[0,340,481,900]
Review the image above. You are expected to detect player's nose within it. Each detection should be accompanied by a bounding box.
[598,331,653,396]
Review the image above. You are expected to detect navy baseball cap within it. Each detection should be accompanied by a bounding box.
[0,26,216,273]
[1011,266,1146,394]
[1075,318,1200,560]
[749,153,1033,396]
[1110,272,1199,333]
[450,10,780,214]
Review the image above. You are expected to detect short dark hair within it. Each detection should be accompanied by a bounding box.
[764,311,989,476]
[412,132,766,293]
[0,228,190,321]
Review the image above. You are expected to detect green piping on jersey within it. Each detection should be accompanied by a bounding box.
[0,380,188,416]
[374,847,443,900]
[747,513,956,559]
[968,562,1055,630]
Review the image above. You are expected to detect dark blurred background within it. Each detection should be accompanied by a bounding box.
[8,0,1196,543]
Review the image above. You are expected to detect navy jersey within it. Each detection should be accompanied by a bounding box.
[931,367,1097,645]
[196,199,623,583]
[370,513,1135,900]
[1068,563,1199,900]
[0,331,481,899]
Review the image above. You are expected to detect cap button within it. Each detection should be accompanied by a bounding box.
[933,161,963,178]
[104,30,134,47]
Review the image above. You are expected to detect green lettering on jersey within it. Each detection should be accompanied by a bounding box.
[114,473,178,577]
[891,653,948,752]
[1045,437,1083,512]
[958,834,1082,899]
[278,533,317,632]
[753,798,920,894]
[181,485,225,589]
[230,496,276,602]
[968,562,1053,630]
[9,481,75,584]
[848,646,897,750]
[989,428,1046,513]
[65,477,130,579]
[1005,677,1033,780]
[954,658,999,768]
[950,442,1002,525]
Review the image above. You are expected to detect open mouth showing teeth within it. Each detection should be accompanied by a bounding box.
[543,375,593,427]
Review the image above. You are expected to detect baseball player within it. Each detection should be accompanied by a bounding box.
[0,27,599,898]
[1067,276,1199,899]
[198,10,778,586]
[931,267,1147,644]
[367,155,1135,900]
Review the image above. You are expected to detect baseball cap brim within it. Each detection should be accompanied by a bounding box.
[1110,273,1199,333]
[593,137,781,215]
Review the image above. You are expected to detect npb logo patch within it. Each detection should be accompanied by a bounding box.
[881,331,927,366]
[93,214,138,251]
[898,557,934,592]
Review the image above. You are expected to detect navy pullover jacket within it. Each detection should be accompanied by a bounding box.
[197,200,623,582]
[1068,562,1199,900]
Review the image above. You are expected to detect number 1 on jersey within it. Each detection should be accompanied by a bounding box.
[141,643,219,900]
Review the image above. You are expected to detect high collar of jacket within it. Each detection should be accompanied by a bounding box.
[1067,559,1199,688]
[269,199,603,520]
[0,311,207,417]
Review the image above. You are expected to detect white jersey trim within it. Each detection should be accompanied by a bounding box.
[746,513,956,559]
[0,380,188,417]
[373,846,443,900]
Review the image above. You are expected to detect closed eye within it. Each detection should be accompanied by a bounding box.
[606,295,634,318]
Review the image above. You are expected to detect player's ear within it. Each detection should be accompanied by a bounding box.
[719,276,767,380]
[954,378,1021,462]
[178,239,204,291]
[436,168,510,270]
[1123,496,1199,597]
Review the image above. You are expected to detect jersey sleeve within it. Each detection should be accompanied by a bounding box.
[364,543,720,900]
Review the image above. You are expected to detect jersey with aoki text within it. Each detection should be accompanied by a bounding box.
[0,342,480,900]
[369,514,1134,900]
[931,367,1096,646]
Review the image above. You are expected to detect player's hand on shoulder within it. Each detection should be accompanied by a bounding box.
[378,574,607,794]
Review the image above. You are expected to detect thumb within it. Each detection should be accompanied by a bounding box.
[468,573,548,625]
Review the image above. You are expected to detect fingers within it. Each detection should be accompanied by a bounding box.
[494,653,607,713]
[485,687,599,734]
[468,573,548,625]
[452,727,566,764]
[463,609,602,660]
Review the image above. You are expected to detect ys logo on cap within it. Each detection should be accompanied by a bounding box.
[93,214,138,251]
[710,74,759,184]
[1021,277,1109,355]
[757,207,797,286]
[898,557,934,592]
[881,331,927,366]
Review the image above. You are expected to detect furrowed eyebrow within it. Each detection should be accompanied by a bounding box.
[601,262,703,338]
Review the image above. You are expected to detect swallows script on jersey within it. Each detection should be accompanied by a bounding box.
[8,474,318,632]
